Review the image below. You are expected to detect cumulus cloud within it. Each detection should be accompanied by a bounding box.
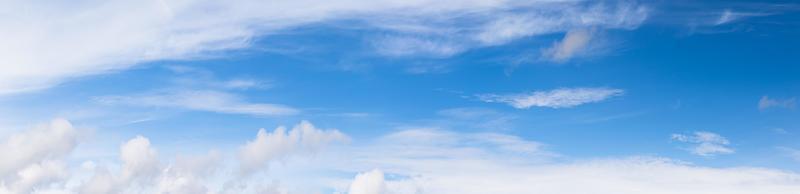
[94,90,299,116]
[759,96,796,110]
[239,121,349,174]
[0,119,80,194]
[671,131,734,156]
[81,136,161,194]
[0,119,78,179]
[478,87,624,109]
[541,29,595,62]
[348,169,386,194]
[157,151,223,194]
[0,0,648,95]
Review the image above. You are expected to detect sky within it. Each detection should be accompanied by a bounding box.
[1,0,800,193]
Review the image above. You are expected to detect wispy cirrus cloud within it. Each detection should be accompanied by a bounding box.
[671,131,734,157]
[0,0,648,95]
[478,87,624,109]
[759,96,796,110]
[93,90,298,116]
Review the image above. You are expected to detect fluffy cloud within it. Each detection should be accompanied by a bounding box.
[348,169,386,194]
[671,131,734,156]
[94,90,299,116]
[0,119,79,194]
[81,136,161,194]
[0,0,647,95]
[478,87,624,109]
[239,121,349,174]
[758,96,796,110]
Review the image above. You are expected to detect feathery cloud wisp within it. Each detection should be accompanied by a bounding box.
[672,131,734,156]
[478,87,624,109]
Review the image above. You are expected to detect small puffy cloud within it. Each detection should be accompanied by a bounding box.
[120,136,160,180]
[239,120,349,174]
[94,90,299,116]
[541,29,595,62]
[348,169,386,194]
[672,131,734,156]
[759,96,796,110]
[478,87,623,109]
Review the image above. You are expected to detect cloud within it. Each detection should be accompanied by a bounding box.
[333,129,800,194]
[0,119,78,179]
[157,151,223,194]
[541,29,595,62]
[94,90,299,116]
[238,120,349,175]
[477,87,624,109]
[3,119,800,193]
[81,136,161,194]
[348,169,386,194]
[713,9,772,26]
[0,0,648,95]
[759,96,796,110]
[671,131,734,156]
[0,119,79,194]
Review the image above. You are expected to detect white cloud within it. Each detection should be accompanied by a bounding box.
[478,87,624,109]
[541,29,595,62]
[0,161,69,194]
[759,96,796,110]
[331,129,800,194]
[94,90,299,116]
[671,131,734,156]
[713,9,772,26]
[80,135,161,194]
[348,169,386,194]
[0,119,79,178]
[157,151,222,194]
[238,120,349,174]
[0,0,648,95]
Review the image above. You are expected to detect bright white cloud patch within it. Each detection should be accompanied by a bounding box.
[758,96,796,110]
[94,90,299,116]
[478,87,624,109]
[671,131,734,156]
[0,119,79,194]
[238,120,349,174]
[348,169,386,194]
[0,0,647,95]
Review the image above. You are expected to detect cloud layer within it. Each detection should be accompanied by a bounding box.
[3,119,798,194]
[0,0,648,95]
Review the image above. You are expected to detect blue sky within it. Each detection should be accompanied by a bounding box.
[1,0,800,193]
